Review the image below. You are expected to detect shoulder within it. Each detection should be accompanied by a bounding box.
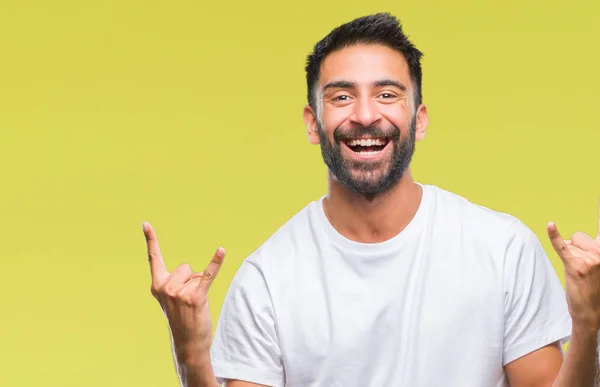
[220,199,321,300]
[427,184,516,227]
[243,197,322,271]
[425,184,538,250]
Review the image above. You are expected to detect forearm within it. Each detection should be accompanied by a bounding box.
[174,349,219,387]
[553,324,600,387]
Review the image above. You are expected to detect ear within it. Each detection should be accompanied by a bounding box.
[414,104,429,141]
[303,104,320,145]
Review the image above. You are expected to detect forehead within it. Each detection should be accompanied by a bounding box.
[318,44,411,89]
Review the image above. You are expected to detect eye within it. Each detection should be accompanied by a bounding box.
[378,92,396,99]
[333,95,350,101]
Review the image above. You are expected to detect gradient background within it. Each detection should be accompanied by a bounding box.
[1,0,598,386]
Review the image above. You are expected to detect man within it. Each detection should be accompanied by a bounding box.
[144,13,600,387]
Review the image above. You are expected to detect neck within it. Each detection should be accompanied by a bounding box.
[322,169,423,243]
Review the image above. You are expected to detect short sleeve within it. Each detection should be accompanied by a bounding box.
[502,219,572,365]
[210,260,284,386]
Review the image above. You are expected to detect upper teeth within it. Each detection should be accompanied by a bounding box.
[347,138,386,146]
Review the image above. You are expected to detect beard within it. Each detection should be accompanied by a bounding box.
[317,116,416,196]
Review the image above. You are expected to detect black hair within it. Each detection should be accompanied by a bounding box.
[305,13,424,110]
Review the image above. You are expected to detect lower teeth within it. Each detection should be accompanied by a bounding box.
[357,150,380,156]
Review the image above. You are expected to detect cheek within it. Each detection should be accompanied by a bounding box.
[381,106,409,127]
[381,112,413,138]
[322,106,351,131]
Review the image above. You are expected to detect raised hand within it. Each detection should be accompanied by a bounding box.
[547,201,600,331]
[143,222,226,363]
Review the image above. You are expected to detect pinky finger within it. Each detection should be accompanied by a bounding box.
[198,247,226,291]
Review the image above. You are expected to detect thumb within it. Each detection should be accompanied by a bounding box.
[547,221,573,264]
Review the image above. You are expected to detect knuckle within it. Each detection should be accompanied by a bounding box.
[567,264,583,277]
[185,295,200,307]
[150,284,160,296]
[572,231,585,239]
[176,263,192,273]
[572,232,591,246]
[176,289,198,306]
[173,287,186,299]
[163,283,178,297]
[571,261,589,276]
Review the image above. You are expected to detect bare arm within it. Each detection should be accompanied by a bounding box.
[142,222,223,387]
[505,200,600,387]
[552,325,599,387]
[175,353,219,387]
[143,223,278,387]
[505,343,563,387]
[545,215,600,387]
[505,328,599,387]
[175,355,271,387]
[174,354,271,387]
[224,380,271,387]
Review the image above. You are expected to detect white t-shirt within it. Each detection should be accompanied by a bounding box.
[210,184,571,387]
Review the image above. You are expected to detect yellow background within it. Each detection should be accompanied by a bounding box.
[1,0,598,385]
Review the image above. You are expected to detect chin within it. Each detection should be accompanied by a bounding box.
[344,174,392,195]
[349,166,388,181]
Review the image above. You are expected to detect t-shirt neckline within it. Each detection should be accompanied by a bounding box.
[315,183,432,254]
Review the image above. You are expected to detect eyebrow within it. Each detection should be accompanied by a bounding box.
[322,79,407,93]
[374,79,407,92]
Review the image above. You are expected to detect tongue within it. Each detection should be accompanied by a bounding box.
[353,145,384,152]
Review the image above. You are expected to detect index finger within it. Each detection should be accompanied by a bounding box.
[142,222,169,285]
[547,221,574,264]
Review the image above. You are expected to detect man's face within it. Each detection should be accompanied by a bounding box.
[308,44,426,196]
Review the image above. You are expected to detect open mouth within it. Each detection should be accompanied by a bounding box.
[344,137,391,156]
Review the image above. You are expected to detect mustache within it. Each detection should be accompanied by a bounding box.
[333,125,401,142]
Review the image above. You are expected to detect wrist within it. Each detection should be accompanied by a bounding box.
[571,320,600,341]
[173,340,212,366]
[178,351,212,370]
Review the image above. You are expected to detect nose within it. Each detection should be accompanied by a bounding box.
[350,97,382,127]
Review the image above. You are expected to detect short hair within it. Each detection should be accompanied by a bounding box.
[305,13,424,111]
